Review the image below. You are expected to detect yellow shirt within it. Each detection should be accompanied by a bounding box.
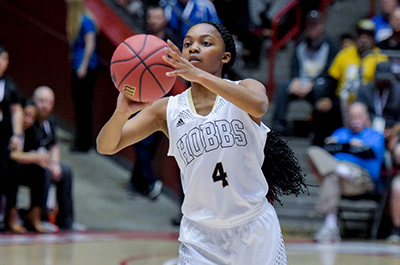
[328,45,388,99]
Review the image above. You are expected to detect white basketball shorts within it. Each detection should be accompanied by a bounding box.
[177,202,287,265]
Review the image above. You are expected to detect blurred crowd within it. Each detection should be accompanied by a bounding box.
[2,0,400,247]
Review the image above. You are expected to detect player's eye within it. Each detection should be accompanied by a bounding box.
[183,42,191,48]
[202,41,211,46]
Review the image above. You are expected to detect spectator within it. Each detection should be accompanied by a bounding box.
[307,102,385,243]
[6,101,51,233]
[327,19,388,118]
[372,0,400,43]
[271,10,341,146]
[356,61,400,154]
[146,4,181,48]
[66,0,99,153]
[0,45,24,231]
[340,33,355,50]
[29,86,86,232]
[161,0,221,43]
[378,7,400,50]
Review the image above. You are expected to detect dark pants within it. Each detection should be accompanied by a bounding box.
[272,79,342,145]
[130,132,161,194]
[5,162,48,209]
[71,68,99,151]
[42,163,74,229]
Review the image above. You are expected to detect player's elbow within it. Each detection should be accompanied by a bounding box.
[96,144,117,155]
[252,99,269,118]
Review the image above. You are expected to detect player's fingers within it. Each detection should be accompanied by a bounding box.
[167,39,181,54]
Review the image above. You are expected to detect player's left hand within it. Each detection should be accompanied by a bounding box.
[163,40,201,82]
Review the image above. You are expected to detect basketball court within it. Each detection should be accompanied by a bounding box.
[0,230,399,265]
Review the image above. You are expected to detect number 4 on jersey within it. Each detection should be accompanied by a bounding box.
[212,162,229,188]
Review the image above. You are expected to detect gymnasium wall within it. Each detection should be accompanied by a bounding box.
[0,0,181,195]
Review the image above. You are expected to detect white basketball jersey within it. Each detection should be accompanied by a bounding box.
[167,84,270,228]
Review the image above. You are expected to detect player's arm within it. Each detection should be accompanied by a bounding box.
[163,40,268,119]
[97,95,168,155]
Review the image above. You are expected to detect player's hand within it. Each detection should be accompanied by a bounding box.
[163,40,200,82]
[115,93,151,116]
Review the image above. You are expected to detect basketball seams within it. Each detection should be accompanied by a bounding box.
[111,34,176,102]
[117,47,168,91]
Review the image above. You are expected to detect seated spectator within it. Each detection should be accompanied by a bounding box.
[377,7,400,50]
[29,86,86,232]
[372,0,399,43]
[356,61,400,153]
[161,0,221,43]
[327,19,388,118]
[6,100,51,233]
[307,102,385,243]
[271,10,341,146]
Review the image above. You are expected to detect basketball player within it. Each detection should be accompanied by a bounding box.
[97,21,302,264]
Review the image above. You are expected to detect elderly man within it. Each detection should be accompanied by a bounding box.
[27,86,86,232]
[307,102,386,243]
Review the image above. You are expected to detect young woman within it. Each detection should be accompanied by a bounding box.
[66,0,99,152]
[97,21,305,264]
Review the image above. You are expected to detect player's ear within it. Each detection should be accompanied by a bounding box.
[222,52,231,64]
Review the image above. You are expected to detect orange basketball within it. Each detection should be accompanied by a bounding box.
[110,34,176,102]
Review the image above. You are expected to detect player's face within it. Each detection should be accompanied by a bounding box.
[23,105,37,130]
[183,23,230,77]
[0,51,9,78]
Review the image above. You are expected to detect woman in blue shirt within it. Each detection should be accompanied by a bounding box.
[66,0,99,152]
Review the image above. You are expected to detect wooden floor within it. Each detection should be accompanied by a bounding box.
[0,231,399,265]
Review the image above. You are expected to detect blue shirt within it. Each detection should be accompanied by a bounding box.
[372,14,392,43]
[330,127,385,185]
[163,0,221,41]
[72,15,99,70]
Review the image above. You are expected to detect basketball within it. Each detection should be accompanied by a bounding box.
[110,34,177,102]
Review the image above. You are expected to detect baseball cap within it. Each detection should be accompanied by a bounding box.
[357,19,375,36]
[375,61,394,81]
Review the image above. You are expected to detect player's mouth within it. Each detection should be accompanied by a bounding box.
[188,56,200,62]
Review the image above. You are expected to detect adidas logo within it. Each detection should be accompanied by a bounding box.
[176,118,185,127]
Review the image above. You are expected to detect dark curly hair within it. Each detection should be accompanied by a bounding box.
[200,21,236,77]
[262,130,309,205]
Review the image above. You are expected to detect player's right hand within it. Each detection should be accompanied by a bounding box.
[115,93,151,116]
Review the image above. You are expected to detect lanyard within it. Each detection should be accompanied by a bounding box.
[40,120,53,147]
[373,89,389,117]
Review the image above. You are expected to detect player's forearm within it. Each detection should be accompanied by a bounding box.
[196,72,269,118]
[96,110,131,155]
